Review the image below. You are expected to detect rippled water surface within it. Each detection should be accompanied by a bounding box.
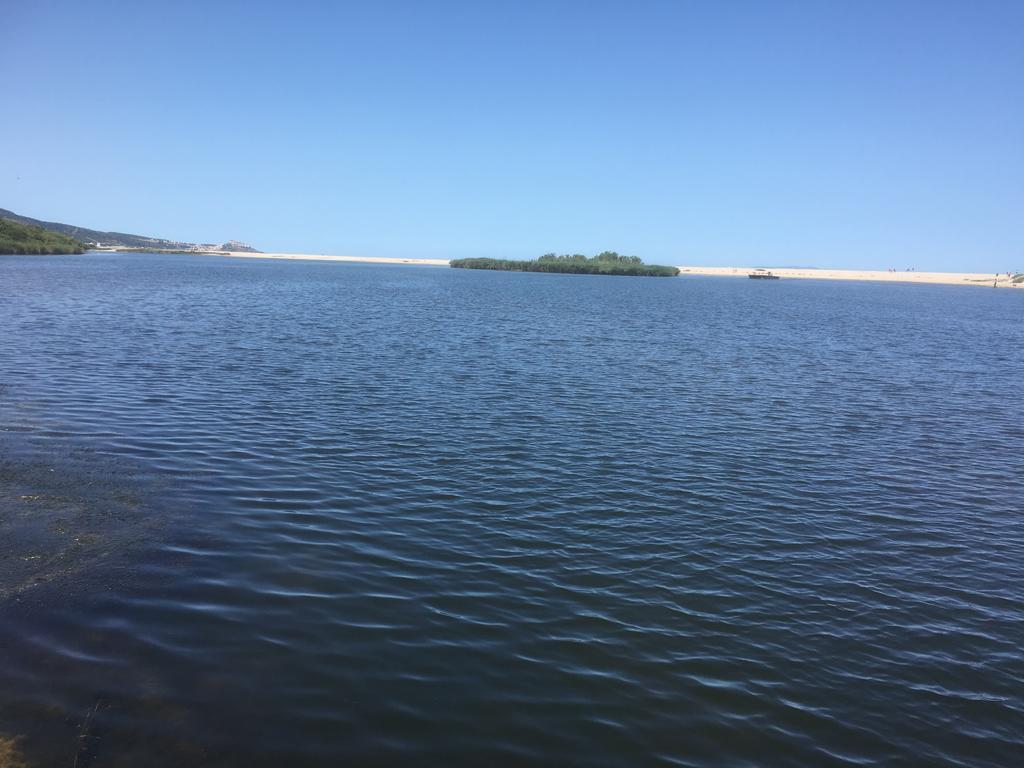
[1,252,1023,767]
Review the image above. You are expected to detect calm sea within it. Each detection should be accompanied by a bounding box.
[1,253,1022,767]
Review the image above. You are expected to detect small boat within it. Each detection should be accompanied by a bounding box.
[748,268,780,280]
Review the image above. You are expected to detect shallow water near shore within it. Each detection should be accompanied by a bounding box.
[1,252,1023,766]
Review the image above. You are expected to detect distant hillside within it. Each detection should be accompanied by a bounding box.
[0,218,86,254]
[0,207,192,249]
[220,240,260,253]
[0,208,260,253]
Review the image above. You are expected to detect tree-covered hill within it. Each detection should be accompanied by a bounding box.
[0,218,86,254]
[451,251,679,277]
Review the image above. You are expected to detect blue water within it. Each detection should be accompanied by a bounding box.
[1,252,1022,767]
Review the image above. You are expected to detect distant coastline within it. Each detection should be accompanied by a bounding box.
[211,251,451,266]
[1,207,259,254]
[201,252,1022,288]
[4,207,1019,288]
[678,266,1024,288]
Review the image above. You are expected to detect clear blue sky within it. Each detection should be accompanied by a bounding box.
[3,0,1022,269]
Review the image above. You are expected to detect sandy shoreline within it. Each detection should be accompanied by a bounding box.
[678,266,1023,288]
[223,251,450,266]
[207,252,1021,288]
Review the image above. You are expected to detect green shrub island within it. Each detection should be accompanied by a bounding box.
[451,251,679,277]
[0,218,86,254]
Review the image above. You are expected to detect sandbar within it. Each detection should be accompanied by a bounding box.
[677,266,1023,288]
[217,252,1022,288]
[224,251,450,266]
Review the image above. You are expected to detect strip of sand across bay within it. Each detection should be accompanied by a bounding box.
[223,251,449,266]
[677,265,1022,288]
[216,252,1021,288]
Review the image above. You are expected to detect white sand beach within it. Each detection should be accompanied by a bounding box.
[210,252,1022,289]
[678,266,1023,288]
[224,251,450,266]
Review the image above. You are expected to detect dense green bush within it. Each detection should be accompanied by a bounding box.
[0,218,86,254]
[451,251,678,277]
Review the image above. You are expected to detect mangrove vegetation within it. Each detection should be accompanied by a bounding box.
[450,251,679,277]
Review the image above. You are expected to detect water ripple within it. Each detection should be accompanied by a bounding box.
[1,253,1022,766]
